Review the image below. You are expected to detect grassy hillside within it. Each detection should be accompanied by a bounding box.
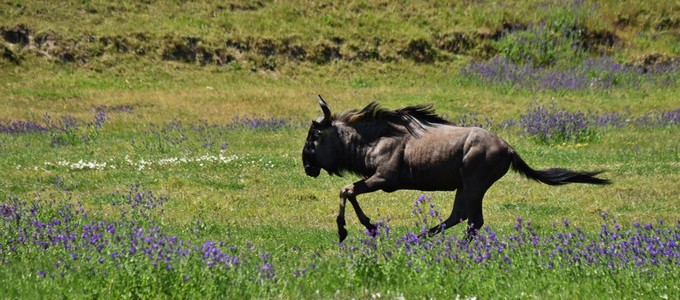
[2,1,679,121]
[3,1,679,64]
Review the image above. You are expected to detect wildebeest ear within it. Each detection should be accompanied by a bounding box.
[317,95,331,122]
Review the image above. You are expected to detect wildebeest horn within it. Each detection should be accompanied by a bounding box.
[317,95,331,122]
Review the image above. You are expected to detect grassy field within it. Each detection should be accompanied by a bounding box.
[1,0,679,298]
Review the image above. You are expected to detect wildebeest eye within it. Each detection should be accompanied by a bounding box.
[307,128,319,139]
[311,120,332,131]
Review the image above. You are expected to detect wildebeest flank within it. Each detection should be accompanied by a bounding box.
[302,96,610,243]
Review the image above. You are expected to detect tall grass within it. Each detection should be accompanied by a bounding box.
[1,190,677,298]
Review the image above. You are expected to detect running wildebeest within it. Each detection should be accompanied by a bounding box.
[302,95,610,243]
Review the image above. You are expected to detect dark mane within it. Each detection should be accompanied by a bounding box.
[335,102,450,135]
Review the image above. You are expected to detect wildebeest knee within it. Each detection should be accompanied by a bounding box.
[340,184,355,198]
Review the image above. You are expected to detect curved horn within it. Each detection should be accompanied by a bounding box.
[317,95,331,121]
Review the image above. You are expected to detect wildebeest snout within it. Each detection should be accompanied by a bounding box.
[304,164,321,177]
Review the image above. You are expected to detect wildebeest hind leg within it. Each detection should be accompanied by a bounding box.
[465,189,486,238]
[426,189,468,237]
[463,164,508,239]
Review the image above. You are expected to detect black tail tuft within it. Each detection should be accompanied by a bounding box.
[509,149,611,186]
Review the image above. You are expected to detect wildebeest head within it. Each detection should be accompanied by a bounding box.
[302,95,339,177]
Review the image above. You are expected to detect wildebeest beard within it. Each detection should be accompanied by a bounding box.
[302,127,322,177]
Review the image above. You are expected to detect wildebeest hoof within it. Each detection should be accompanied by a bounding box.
[367,223,379,235]
[418,229,440,240]
[338,227,348,243]
[464,228,479,242]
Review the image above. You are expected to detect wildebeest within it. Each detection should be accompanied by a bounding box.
[302,96,610,243]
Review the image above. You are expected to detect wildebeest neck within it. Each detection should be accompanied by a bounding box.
[333,121,406,178]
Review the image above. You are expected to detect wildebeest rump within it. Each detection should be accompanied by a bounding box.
[302,96,610,243]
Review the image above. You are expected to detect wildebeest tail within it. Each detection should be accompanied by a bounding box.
[509,149,611,186]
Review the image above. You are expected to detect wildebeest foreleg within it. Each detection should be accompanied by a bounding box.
[336,196,348,243]
[348,195,378,236]
[337,177,385,242]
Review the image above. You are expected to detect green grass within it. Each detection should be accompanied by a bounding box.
[1,0,679,298]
